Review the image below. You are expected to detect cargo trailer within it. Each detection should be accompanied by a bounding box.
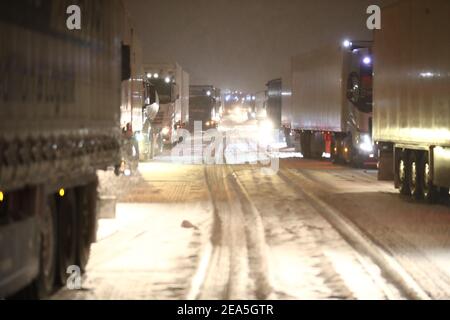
[373,0,450,202]
[290,42,375,165]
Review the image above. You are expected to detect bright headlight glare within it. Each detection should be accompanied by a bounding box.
[363,134,371,143]
[360,143,373,152]
[136,133,144,141]
[359,134,373,152]
[161,127,170,135]
[260,120,273,132]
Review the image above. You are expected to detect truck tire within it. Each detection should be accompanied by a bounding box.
[418,153,436,203]
[397,150,411,196]
[300,131,312,158]
[408,151,421,200]
[75,182,97,272]
[56,189,78,285]
[34,195,57,298]
[331,137,339,164]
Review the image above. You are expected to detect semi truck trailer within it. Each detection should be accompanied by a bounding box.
[0,0,126,298]
[373,0,450,202]
[290,42,375,165]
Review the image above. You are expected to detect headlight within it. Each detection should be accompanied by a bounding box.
[161,127,170,135]
[206,121,210,127]
[135,133,144,141]
[359,134,373,152]
[260,120,273,132]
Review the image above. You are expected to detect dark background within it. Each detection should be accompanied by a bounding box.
[127,0,395,92]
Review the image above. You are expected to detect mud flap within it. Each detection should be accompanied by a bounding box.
[97,195,116,220]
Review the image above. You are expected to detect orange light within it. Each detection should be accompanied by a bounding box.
[344,148,349,153]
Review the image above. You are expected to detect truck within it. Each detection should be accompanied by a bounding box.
[289,42,376,165]
[120,17,159,163]
[189,85,219,131]
[0,0,157,299]
[144,63,189,149]
[373,0,450,202]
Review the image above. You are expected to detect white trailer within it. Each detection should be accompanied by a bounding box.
[374,0,450,202]
[290,43,375,165]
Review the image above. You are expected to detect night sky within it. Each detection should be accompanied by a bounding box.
[127,0,394,93]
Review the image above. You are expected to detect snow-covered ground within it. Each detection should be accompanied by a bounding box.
[52,118,450,300]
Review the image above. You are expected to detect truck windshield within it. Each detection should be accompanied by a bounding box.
[151,79,174,104]
[189,96,214,121]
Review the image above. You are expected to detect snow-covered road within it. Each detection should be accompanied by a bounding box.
[52,122,450,300]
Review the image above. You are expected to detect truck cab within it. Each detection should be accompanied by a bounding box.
[189,85,219,132]
[144,63,189,149]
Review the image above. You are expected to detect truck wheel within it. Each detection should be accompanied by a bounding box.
[300,131,311,158]
[35,195,57,298]
[75,183,97,272]
[331,138,339,164]
[409,152,421,200]
[56,189,78,285]
[398,151,411,196]
[418,153,436,203]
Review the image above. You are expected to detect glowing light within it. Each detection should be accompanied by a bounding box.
[0,191,4,202]
[136,133,144,141]
[161,127,170,135]
[59,189,65,197]
[420,72,434,78]
[359,134,373,153]
[343,40,352,48]
[363,56,372,65]
[206,90,211,96]
[153,73,159,79]
[146,73,152,79]
[344,148,349,153]
[165,77,171,83]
